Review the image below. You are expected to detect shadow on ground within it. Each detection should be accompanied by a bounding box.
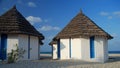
[0,54,120,68]
[108,55,120,63]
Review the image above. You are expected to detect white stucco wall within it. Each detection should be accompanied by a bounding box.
[71,38,81,59]
[52,37,108,62]
[79,37,108,62]
[30,36,39,60]
[7,34,18,54]
[94,37,106,62]
[81,37,90,60]
[103,38,108,62]
[60,39,70,59]
[0,34,40,60]
[94,37,103,62]
[53,44,58,59]
[18,35,28,60]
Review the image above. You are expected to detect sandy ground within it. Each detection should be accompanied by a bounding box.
[40,53,52,59]
[0,54,120,68]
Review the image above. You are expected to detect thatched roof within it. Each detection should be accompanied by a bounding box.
[0,6,44,41]
[50,11,113,45]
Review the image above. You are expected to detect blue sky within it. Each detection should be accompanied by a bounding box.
[0,0,120,52]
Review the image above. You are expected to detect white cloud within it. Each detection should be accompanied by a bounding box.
[100,11,109,16]
[28,2,36,7]
[99,11,120,19]
[43,19,52,23]
[39,25,60,31]
[26,16,42,25]
[111,33,118,37]
[108,16,112,19]
[44,19,49,23]
[113,11,120,16]
[47,36,54,40]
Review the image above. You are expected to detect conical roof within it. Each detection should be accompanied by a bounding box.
[0,6,44,40]
[50,11,113,45]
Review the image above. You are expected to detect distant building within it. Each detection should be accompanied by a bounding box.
[0,6,44,60]
[50,10,113,62]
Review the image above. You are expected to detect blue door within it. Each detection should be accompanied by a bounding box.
[0,34,7,60]
[90,36,95,58]
[57,39,60,59]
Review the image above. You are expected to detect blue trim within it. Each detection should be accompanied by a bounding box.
[57,39,60,59]
[28,35,30,59]
[0,34,7,60]
[90,36,95,58]
[69,38,71,58]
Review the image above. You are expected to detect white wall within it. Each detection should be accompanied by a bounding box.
[0,34,40,60]
[79,37,108,62]
[71,38,81,59]
[30,36,39,60]
[103,38,108,62]
[18,35,28,60]
[81,37,90,60]
[94,37,103,62]
[60,39,70,59]
[52,37,108,62]
[53,44,58,59]
[7,34,18,54]
[93,37,108,62]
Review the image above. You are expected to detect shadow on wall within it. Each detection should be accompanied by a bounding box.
[54,42,66,55]
[53,47,56,50]
[60,42,66,50]
[94,38,105,62]
[53,42,66,50]
[95,38,102,44]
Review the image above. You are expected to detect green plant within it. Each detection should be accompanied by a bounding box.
[7,49,15,63]
[1,48,6,61]
[7,44,25,63]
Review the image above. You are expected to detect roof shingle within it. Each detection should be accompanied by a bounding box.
[0,6,44,40]
[50,11,113,45]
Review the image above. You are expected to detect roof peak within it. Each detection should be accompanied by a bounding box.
[13,5,16,8]
[11,5,17,10]
[80,9,83,14]
[1,5,20,17]
[0,5,44,40]
[50,10,113,41]
[1,5,18,17]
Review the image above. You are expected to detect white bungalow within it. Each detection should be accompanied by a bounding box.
[0,6,44,60]
[50,11,113,62]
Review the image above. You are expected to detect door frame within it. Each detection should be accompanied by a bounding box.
[90,36,95,58]
[0,34,7,60]
[57,39,60,59]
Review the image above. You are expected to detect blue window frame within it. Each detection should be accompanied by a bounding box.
[90,36,95,58]
[57,39,60,59]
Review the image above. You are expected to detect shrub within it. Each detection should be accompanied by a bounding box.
[7,44,25,63]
